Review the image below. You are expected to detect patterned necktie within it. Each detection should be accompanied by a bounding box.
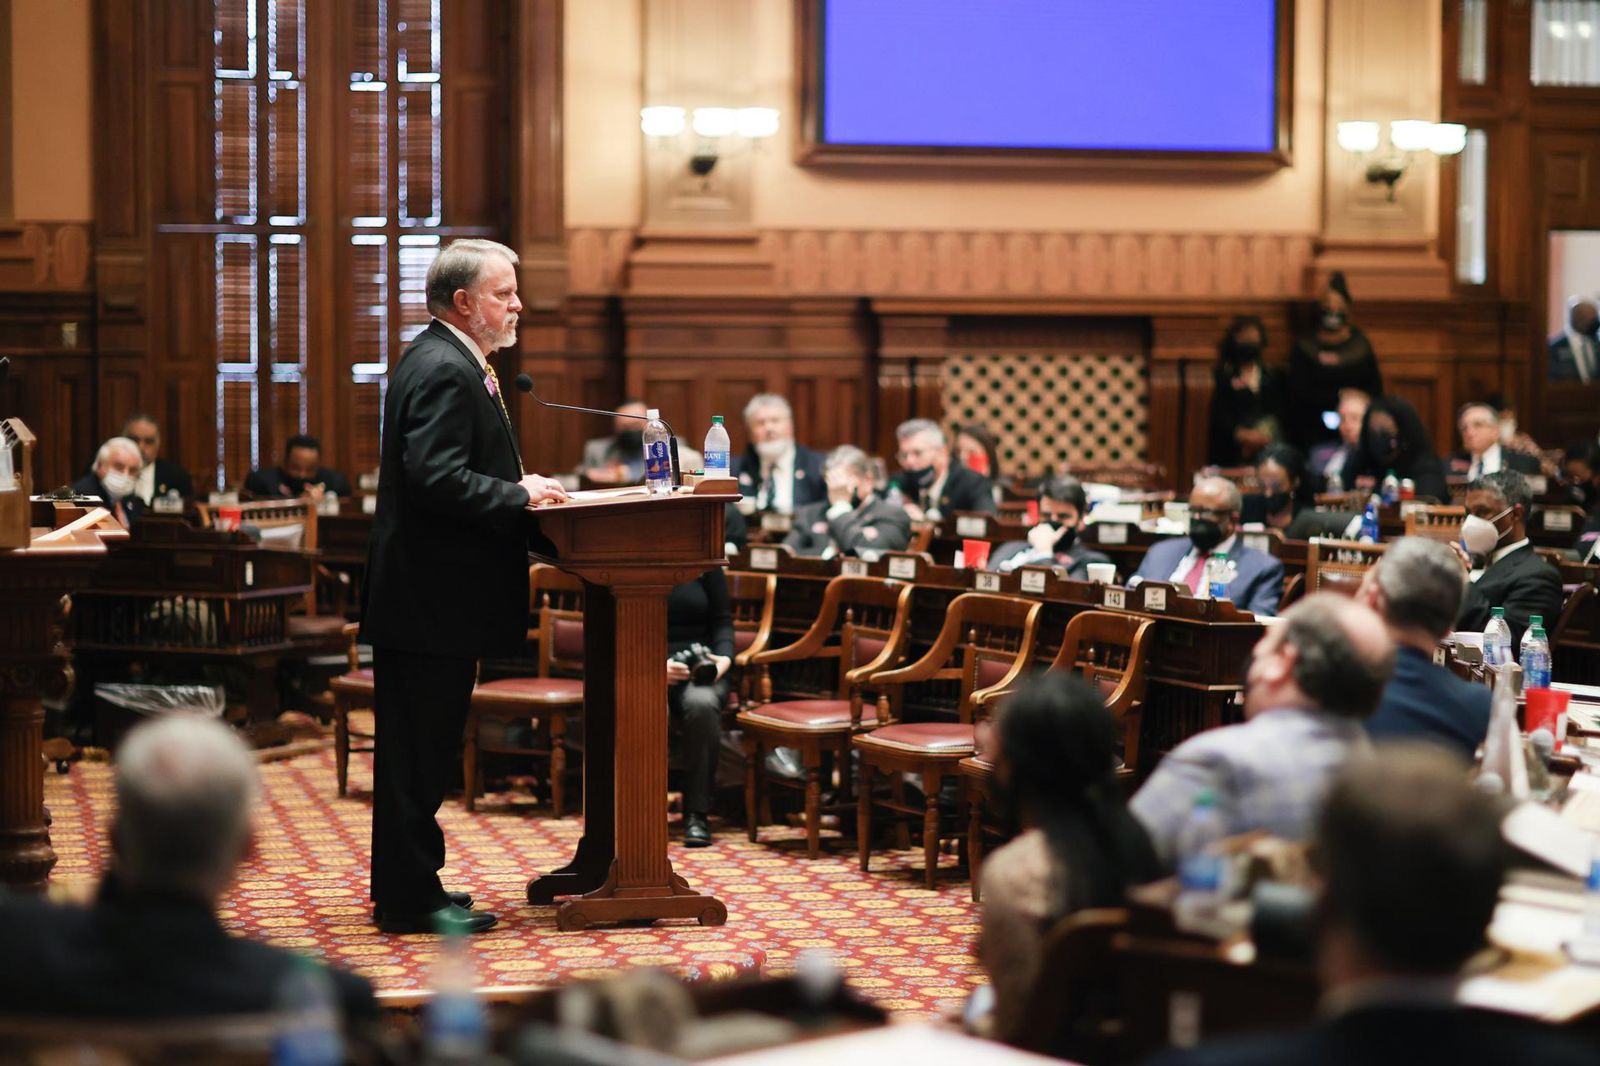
[483,363,512,425]
[1185,552,1211,595]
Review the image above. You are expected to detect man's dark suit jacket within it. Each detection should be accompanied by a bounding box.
[988,539,1113,582]
[891,463,997,516]
[1133,537,1285,617]
[734,443,827,513]
[783,494,911,557]
[1365,645,1492,759]
[0,878,376,1022]
[243,464,353,499]
[361,320,542,660]
[1447,448,1542,477]
[1456,542,1564,647]
[1145,1003,1597,1066]
[148,458,195,500]
[1549,334,1598,382]
[69,473,146,526]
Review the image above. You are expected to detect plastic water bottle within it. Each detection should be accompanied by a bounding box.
[643,408,673,496]
[1358,497,1380,544]
[272,957,342,1066]
[703,415,731,479]
[1174,790,1226,929]
[423,926,487,1066]
[1205,553,1232,601]
[1380,469,1401,506]
[1520,615,1552,689]
[1585,840,1600,939]
[1482,607,1512,669]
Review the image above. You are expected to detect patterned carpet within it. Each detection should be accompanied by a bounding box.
[42,729,986,1018]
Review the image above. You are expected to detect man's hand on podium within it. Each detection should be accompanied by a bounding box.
[520,473,570,507]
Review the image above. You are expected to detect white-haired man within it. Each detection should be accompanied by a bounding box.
[733,393,826,517]
[0,715,376,1022]
[361,238,568,935]
[71,436,146,528]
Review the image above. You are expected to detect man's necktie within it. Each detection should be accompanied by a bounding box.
[1185,552,1212,595]
[484,363,512,425]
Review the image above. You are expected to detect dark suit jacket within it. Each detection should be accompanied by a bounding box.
[70,473,147,526]
[1145,1003,1597,1066]
[1456,543,1564,647]
[0,879,376,1023]
[243,465,353,499]
[1133,537,1284,617]
[361,321,542,660]
[147,458,196,501]
[1549,334,1599,382]
[782,494,911,557]
[892,463,997,517]
[1365,646,1492,759]
[734,444,827,513]
[989,539,1113,581]
[1447,448,1542,477]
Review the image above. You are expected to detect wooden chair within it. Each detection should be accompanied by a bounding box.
[1007,908,1131,1060]
[463,565,586,815]
[736,576,912,858]
[1402,503,1465,544]
[329,622,374,797]
[1551,582,1599,684]
[853,592,1041,889]
[727,571,777,714]
[1305,539,1386,597]
[1528,504,1587,549]
[907,521,936,555]
[1314,490,1364,513]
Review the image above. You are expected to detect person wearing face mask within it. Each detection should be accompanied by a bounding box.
[1131,476,1284,617]
[574,399,700,486]
[1287,272,1383,453]
[1344,395,1450,501]
[1548,297,1599,383]
[1245,443,1353,540]
[1207,315,1287,467]
[733,393,825,518]
[1448,402,1541,480]
[1454,470,1563,648]
[1563,440,1600,515]
[954,423,1005,505]
[988,474,1113,579]
[890,418,997,522]
[242,435,353,501]
[72,436,148,529]
[783,445,911,559]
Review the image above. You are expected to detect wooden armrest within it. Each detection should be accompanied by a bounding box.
[868,663,962,689]
[341,622,360,637]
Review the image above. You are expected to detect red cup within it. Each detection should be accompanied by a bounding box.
[1525,687,1572,751]
[962,538,992,570]
[217,504,243,532]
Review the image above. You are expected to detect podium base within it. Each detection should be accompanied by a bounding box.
[528,861,728,931]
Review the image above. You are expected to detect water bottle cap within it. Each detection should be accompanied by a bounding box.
[712,415,723,424]
[647,408,660,420]
[1530,615,1543,626]
[1491,607,1505,617]
[1194,789,1216,808]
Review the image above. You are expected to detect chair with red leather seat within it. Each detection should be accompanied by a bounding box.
[854,592,1041,889]
[330,622,373,797]
[726,571,778,716]
[736,575,913,858]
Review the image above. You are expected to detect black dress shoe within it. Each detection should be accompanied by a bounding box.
[378,903,497,935]
[373,891,471,922]
[683,812,713,848]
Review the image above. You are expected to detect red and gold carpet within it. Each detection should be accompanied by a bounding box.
[42,735,986,1018]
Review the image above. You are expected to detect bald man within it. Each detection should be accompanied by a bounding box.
[1132,476,1285,617]
[1130,593,1396,867]
[1550,299,1599,383]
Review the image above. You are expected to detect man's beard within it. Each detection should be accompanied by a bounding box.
[469,309,517,352]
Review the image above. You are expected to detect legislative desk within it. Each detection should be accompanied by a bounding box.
[316,505,373,617]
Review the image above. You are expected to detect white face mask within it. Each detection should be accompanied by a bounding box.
[754,438,790,461]
[101,470,137,500]
[1461,507,1510,557]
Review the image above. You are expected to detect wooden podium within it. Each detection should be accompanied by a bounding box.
[525,485,736,930]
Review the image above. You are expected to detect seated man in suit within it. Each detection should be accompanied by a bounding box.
[1132,476,1284,617]
[889,418,996,522]
[577,399,702,485]
[1357,538,1491,759]
[1449,402,1541,480]
[122,413,195,503]
[243,434,353,501]
[733,393,825,518]
[783,444,911,560]
[0,714,376,1025]
[1456,469,1563,647]
[1130,593,1393,868]
[71,436,146,529]
[988,473,1113,580]
[1150,747,1594,1066]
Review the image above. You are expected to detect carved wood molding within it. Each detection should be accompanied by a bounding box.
[0,222,93,291]
[568,227,1317,301]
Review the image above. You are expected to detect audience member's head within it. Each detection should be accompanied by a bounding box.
[1319,271,1353,336]
[1243,593,1395,721]
[1464,469,1531,555]
[895,418,951,485]
[1359,537,1468,650]
[112,714,260,903]
[1256,443,1308,519]
[1482,393,1521,446]
[822,444,877,505]
[1037,474,1090,534]
[1359,395,1437,473]
[613,399,648,441]
[122,414,164,467]
[743,394,795,459]
[424,238,521,352]
[1336,389,1370,449]
[1218,314,1268,370]
[954,423,1001,480]
[1187,475,1243,552]
[92,437,143,500]
[281,434,323,481]
[1570,298,1599,339]
[1457,402,1501,459]
[1563,440,1599,488]
[1314,745,1507,986]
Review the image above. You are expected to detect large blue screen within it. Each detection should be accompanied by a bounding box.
[820,0,1281,153]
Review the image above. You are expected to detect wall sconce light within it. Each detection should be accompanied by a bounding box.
[640,106,780,184]
[1337,119,1468,201]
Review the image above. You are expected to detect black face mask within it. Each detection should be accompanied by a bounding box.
[1048,523,1078,552]
[1264,491,1293,515]
[1321,309,1347,332]
[616,429,643,451]
[1190,517,1225,553]
[905,465,937,490]
[1229,341,1263,365]
[281,474,311,496]
[849,489,865,509]
[1365,430,1402,465]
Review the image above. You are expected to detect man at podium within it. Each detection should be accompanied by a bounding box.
[361,239,568,936]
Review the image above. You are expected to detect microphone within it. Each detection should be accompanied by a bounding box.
[514,374,681,485]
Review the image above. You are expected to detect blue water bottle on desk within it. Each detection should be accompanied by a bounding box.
[1206,553,1232,601]
[643,408,673,495]
[1358,497,1380,544]
[1520,615,1552,690]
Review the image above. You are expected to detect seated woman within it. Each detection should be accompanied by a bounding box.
[978,671,1161,1047]
[956,423,1006,505]
[1344,394,1450,501]
[1208,315,1287,467]
[1249,443,1339,540]
[667,568,734,847]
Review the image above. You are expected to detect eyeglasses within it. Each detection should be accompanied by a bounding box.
[129,435,159,445]
[1189,507,1231,520]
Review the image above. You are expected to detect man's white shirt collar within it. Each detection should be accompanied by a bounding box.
[437,318,488,371]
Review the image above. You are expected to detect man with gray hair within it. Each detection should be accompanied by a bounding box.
[733,393,826,518]
[890,417,996,521]
[71,436,146,528]
[1455,469,1562,646]
[0,715,376,1021]
[362,238,568,934]
[1132,475,1284,616]
[1356,538,1491,758]
[783,444,911,559]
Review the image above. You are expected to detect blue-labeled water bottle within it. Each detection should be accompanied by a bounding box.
[1174,789,1226,929]
[1358,497,1380,544]
[1520,614,1552,690]
[703,415,731,479]
[1380,468,1401,507]
[643,408,673,496]
[272,957,341,1066]
[1482,607,1512,669]
[1205,552,1232,601]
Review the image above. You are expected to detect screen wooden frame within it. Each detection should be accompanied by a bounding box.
[795,0,1295,172]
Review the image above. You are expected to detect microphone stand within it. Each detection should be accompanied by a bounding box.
[515,375,681,486]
